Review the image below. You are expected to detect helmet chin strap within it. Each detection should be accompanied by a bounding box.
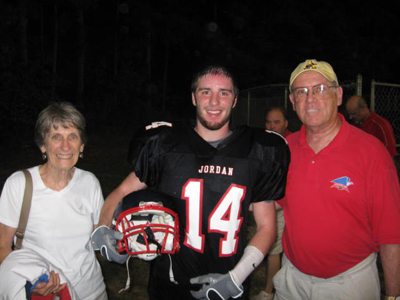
[118,256,132,294]
[168,254,178,285]
[137,227,163,254]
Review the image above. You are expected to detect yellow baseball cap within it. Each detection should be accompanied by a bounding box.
[289,59,338,91]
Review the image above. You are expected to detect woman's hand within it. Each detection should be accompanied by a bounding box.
[31,271,67,296]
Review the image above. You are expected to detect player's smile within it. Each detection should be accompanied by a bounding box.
[206,109,222,114]
[205,108,223,118]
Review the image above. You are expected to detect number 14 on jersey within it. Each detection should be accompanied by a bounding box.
[182,179,246,256]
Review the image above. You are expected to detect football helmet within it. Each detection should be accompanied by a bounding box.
[113,189,180,261]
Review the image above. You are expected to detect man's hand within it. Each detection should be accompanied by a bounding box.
[190,272,243,300]
[91,225,129,264]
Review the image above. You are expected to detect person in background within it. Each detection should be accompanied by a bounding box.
[274,59,400,300]
[0,102,107,299]
[345,95,397,157]
[92,65,290,299]
[252,106,291,300]
[265,106,291,138]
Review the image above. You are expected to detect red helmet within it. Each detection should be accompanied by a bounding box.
[113,189,180,261]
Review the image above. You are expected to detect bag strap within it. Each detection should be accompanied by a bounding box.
[14,169,33,250]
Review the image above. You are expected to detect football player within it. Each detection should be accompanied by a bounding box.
[92,65,290,299]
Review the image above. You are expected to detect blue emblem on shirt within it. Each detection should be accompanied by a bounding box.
[330,176,353,193]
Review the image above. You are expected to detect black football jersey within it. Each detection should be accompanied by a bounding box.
[128,121,290,286]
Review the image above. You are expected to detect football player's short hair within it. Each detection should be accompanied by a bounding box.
[191,65,239,97]
[35,101,87,147]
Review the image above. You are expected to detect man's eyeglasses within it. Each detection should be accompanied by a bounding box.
[291,84,336,103]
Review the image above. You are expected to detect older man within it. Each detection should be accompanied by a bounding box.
[346,95,397,157]
[273,59,400,300]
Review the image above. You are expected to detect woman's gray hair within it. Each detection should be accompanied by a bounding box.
[34,102,87,147]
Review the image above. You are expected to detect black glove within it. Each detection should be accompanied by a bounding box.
[91,225,129,264]
[190,272,243,300]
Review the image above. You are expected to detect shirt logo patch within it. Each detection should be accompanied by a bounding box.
[330,176,353,193]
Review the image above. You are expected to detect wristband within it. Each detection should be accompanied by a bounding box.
[230,245,264,285]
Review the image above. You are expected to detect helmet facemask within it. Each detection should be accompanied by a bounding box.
[114,201,179,261]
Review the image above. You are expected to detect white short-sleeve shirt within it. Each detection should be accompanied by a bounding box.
[0,166,106,299]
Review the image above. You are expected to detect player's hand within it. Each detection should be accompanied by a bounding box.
[31,271,67,296]
[91,225,129,264]
[190,272,243,300]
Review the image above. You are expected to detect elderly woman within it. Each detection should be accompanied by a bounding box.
[0,102,107,299]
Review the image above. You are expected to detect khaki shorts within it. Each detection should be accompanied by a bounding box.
[273,253,380,300]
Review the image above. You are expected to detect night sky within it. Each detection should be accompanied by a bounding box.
[1,0,400,145]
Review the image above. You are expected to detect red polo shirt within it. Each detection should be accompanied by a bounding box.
[280,114,400,278]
